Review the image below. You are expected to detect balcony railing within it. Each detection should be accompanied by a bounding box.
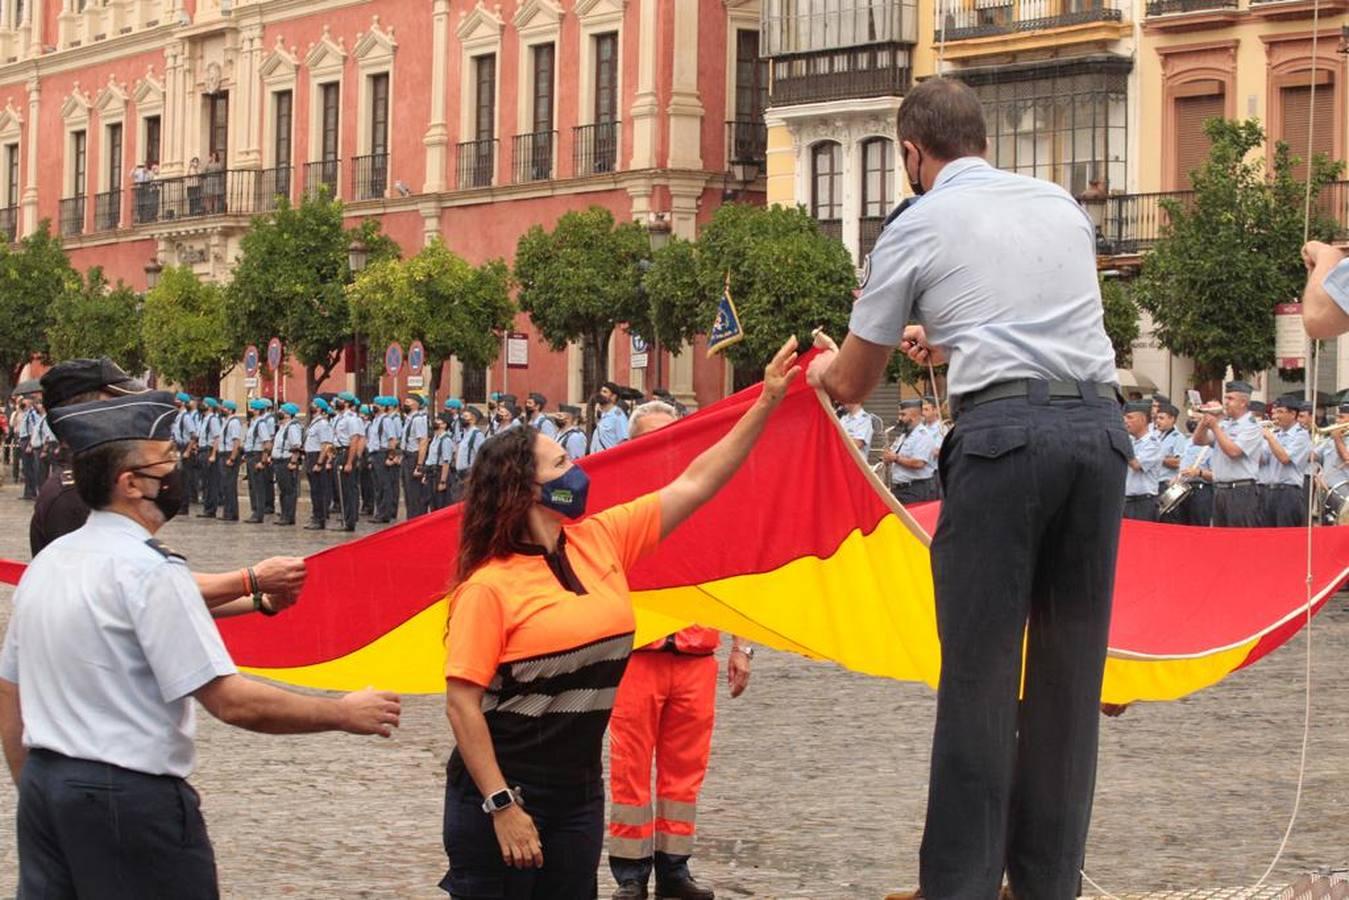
[936,0,1123,40]
[0,205,15,243]
[304,159,341,198]
[94,189,120,231]
[254,165,292,212]
[1145,0,1236,14]
[512,131,556,184]
[352,153,388,201]
[128,168,294,224]
[727,118,768,168]
[60,196,84,236]
[573,121,620,177]
[1094,191,1194,254]
[816,218,843,244]
[457,139,497,189]
[859,216,886,263]
[770,42,914,107]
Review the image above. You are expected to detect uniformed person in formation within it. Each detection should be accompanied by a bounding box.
[1258,397,1311,527]
[171,392,195,515]
[1192,381,1264,528]
[374,395,403,522]
[524,392,559,438]
[558,404,589,460]
[197,397,223,518]
[17,396,39,499]
[884,399,938,505]
[217,399,244,522]
[402,393,431,519]
[591,382,630,453]
[271,402,304,526]
[806,77,1127,898]
[242,398,276,523]
[303,397,335,530]
[453,406,485,501]
[490,396,520,437]
[330,392,362,532]
[1173,429,1215,526]
[359,403,379,517]
[1317,402,1349,523]
[0,392,401,898]
[425,412,456,511]
[838,401,874,452]
[1122,400,1163,522]
[1153,403,1184,495]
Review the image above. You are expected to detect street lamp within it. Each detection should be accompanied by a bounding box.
[144,258,162,290]
[347,237,369,274]
[347,237,369,398]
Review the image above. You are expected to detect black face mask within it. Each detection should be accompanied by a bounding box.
[904,144,926,197]
[131,464,185,522]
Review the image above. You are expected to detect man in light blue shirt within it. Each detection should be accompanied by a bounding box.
[198,398,224,518]
[453,406,485,501]
[1258,398,1311,527]
[885,399,937,504]
[243,399,276,523]
[1153,403,1185,494]
[1172,433,1215,526]
[525,392,559,439]
[590,382,629,453]
[1192,381,1264,527]
[331,393,362,532]
[302,399,334,530]
[1300,240,1349,338]
[374,396,403,523]
[217,400,243,521]
[1122,400,1163,522]
[402,394,431,520]
[838,402,874,452]
[272,402,304,526]
[805,78,1126,899]
[557,405,588,460]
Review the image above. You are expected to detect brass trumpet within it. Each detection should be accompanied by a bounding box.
[1315,421,1349,437]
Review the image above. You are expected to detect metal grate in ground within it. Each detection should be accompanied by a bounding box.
[1086,870,1349,900]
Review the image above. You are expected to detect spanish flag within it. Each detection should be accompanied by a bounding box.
[5,366,1347,704]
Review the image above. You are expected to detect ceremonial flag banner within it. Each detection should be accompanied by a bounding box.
[706,276,744,358]
[4,356,1347,703]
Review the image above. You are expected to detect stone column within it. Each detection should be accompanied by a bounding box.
[666,0,703,170]
[628,0,659,170]
[161,41,186,175]
[235,24,263,168]
[421,0,450,192]
[21,77,38,235]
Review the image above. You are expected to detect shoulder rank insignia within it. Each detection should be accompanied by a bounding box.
[59,468,75,487]
[144,538,187,562]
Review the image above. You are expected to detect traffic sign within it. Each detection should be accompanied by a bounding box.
[407,375,425,389]
[408,340,425,374]
[243,345,260,377]
[244,376,259,390]
[385,341,404,377]
[267,337,283,371]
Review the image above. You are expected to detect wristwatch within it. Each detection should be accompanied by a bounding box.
[482,786,522,815]
[732,645,754,659]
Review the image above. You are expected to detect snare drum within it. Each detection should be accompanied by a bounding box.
[1157,480,1194,517]
[1324,480,1349,525]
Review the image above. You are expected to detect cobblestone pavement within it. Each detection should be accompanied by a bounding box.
[0,490,1347,898]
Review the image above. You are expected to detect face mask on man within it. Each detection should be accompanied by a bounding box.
[131,464,185,521]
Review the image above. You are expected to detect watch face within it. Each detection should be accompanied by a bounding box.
[489,789,513,810]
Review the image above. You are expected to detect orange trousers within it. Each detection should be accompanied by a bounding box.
[607,651,717,862]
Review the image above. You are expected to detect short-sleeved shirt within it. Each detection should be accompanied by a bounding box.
[529,413,559,439]
[1320,437,1349,485]
[380,413,404,449]
[456,427,484,472]
[273,419,302,460]
[590,406,629,453]
[445,492,663,785]
[849,157,1117,399]
[1206,413,1264,483]
[365,416,382,454]
[839,410,874,450]
[1321,257,1349,315]
[1258,426,1311,486]
[1156,428,1184,464]
[220,415,243,452]
[1125,430,1164,496]
[404,411,429,451]
[0,511,237,777]
[1178,437,1213,484]
[303,415,333,453]
[559,427,588,461]
[889,426,936,484]
[426,432,454,467]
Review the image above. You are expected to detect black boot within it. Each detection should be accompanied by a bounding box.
[612,883,648,900]
[656,875,713,900]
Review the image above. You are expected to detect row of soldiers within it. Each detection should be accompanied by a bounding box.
[10,397,58,500]
[163,381,647,529]
[1122,380,1348,528]
[839,395,948,505]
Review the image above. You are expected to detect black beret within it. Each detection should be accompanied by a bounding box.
[1225,380,1254,395]
[48,391,178,455]
[1124,401,1152,415]
[559,404,581,416]
[40,357,146,409]
[466,405,484,419]
[1249,400,1267,414]
[1159,403,1179,417]
[602,381,622,395]
[1152,393,1171,404]
[899,399,922,410]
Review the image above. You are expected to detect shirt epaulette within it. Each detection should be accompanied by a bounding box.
[144,538,188,563]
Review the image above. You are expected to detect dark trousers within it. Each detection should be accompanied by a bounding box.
[378,455,401,521]
[451,469,471,503]
[1181,482,1214,526]
[183,449,200,507]
[244,452,265,519]
[219,456,239,519]
[921,391,1126,900]
[335,449,359,529]
[441,768,603,900]
[1213,482,1261,527]
[263,460,275,513]
[430,468,455,510]
[305,452,329,525]
[1262,483,1306,528]
[36,451,50,486]
[21,449,36,498]
[275,460,299,523]
[18,749,219,900]
[892,477,939,506]
[1123,494,1158,522]
[201,454,220,516]
[360,455,377,514]
[404,452,429,519]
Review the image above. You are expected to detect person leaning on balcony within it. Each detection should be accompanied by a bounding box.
[1300,240,1349,337]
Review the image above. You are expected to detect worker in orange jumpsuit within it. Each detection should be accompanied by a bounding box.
[607,402,753,900]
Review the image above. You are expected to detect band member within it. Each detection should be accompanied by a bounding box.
[839,402,874,452]
[1258,398,1311,527]
[1123,400,1162,522]
[885,399,938,505]
[806,78,1127,898]
[1192,381,1264,528]
[1317,403,1349,524]
[1154,403,1184,495]
[1299,239,1349,338]
[1175,433,1215,527]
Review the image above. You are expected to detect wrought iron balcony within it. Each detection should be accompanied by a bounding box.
[94,189,120,231]
[352,153,388,201]
[1092,191,1194,254]
[254,165,292,212]
[303,159,341,198]
[935,0,1123,41]
[816,218,843,244]
[457,139,497,190]
[0,205,15,243]
[59,195,84,236]
[727,118,767,168]
[769,42,913,107]
[513,131,556,184]
[573,121,620,177]
[1145,0,1236,15]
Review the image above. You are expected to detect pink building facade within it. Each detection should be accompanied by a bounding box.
[0,0,767,407]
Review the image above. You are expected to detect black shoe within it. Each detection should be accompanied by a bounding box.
[221,515,239,522]
[275,519,293,526]
[244,517,264,524]
[303,522,326,530]
[656,876,713,900]
[196,512,216,518]
[340,524,356,532]
[612,883,648,900]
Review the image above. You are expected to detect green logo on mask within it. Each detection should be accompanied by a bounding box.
[550,488,574,504]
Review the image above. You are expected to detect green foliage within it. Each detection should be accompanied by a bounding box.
[0,221,78,385]
[642,203,858,372]
[1134,117,1342,382]
[48,267,145,373]
[348,238,514,396]
[1100,276,1140,368]
[514,206,651,396]
[226,191,400,395]
[141,266,231,392]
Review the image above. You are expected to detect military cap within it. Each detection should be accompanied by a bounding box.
[221,400,237,412]
[1152,392,1171,404]
[310,397,328,412]
[528,392,547,407]
[490,391,502,402]
[1159,403,1179,418]
[49,391,178,455]
[1249,400,1267,415]
[1124,400,1152,415]
[651,388,673,399]
[338,391,359,404]
[499,393,518,407]
[407,393,428,407]
[203,397,219,409]
[1338,402,1349,415]
[248,398,269,411]
[559,404,581,417]
[921,395,938,405]
[40,357,146,409]
[465,405,484,419]
[359,404,371,415]
[899,399,922,410]
[175,391,191,403]
[280,402,300,416]
[601,381,622,396]
[445,397,464,410]
[380,396,399,408]
[1225,381,1254,395]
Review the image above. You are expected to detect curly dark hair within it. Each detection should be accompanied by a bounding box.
[456,425,541,583]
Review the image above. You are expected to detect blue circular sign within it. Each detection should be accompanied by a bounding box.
[384,342,403,377]
[408,340,425,374]
[267,337,283,371]
[243,345,260,377]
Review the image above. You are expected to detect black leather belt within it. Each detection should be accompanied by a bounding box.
[1265,484,1300,491]
[956,379,1119,416]
[1125,494,1157,501]
[1214,479,1256,489]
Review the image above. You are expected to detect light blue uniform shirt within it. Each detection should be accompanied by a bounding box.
[1177,436,1213,483]
[0,511,237,778]
[559,427,588,461]
[220,415,242,453]
[528,412,559,439]
[273,419,302,461]
[1155,427,1184,486]
[839,409,874,450]
[303,415,333,453]
[185,410,202,442]
[1319,436,1349,486]
[18,408,35,439]
[590,405,629,453]
[1320,257,1349,314]
[365,417,382,455]
[1125,430,1164,497]
[332,410,358,449]
[378,413,404,451]
[1204,413,1264,483]
[889,426,936,484]
[1259,425,1311,487]
[201,413,223,452]
[921,420,945,460]
[243,415,275,452]
[426,431,454,467]
[172,409,190,446]
[456,427,485,472]
[849,158,1117,399]
[33,415,54,450]
[404,411,429,453]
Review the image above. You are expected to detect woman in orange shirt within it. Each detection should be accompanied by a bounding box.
[441,338,799,900]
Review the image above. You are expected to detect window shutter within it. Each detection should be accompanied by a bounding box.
[1280,84,1334,181]
[1174,92,1224,190]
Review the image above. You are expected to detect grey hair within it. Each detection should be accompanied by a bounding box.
[630,400,679,431]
